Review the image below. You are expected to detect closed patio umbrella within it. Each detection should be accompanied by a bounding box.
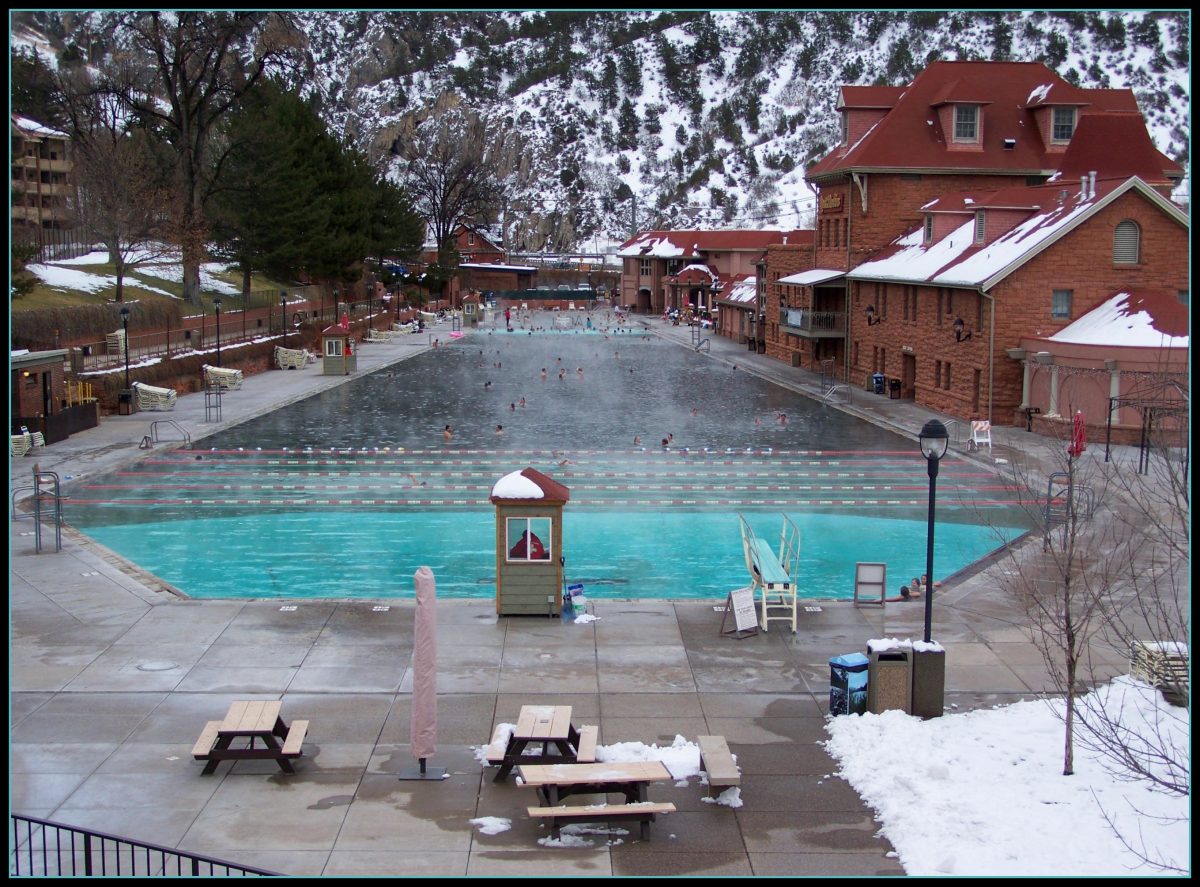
[398,566,447,780]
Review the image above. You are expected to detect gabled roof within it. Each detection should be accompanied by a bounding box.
[806,60,1175,181]
[617,229,808,257]
[667,264,719,286]
[848,176,1188,292]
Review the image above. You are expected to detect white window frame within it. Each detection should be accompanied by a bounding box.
[923,214,934,244]
[954,105,979,142]
[639,258,652,277]
[1051,107,1076,142]
[325,338,343,357]
[505,516,553,563]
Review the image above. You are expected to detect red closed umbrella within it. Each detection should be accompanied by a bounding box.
[1067,410,1087,459]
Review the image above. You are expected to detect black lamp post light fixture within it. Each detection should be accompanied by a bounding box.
[865,305,882,325]
[917,419,950,644]
[953,317,972,342]
[213,297,222,367]
[280,290,288,337]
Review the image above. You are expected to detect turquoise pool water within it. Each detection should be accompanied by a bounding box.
[66,329,1033,600]
[78,509,1023,601]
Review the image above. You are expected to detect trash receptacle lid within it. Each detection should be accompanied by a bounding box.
[830,652,869,667]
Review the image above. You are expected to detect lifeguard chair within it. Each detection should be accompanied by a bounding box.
[320,325,356,375]
[490,468,569,616]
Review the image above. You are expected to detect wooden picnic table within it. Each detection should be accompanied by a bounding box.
[486,704,596,782]
[517,760,676,840]
[192,700,308,775]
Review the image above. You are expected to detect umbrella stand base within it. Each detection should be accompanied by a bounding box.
[398,757,448,781]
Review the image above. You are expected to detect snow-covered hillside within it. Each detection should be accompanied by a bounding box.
[11,10,1190,250]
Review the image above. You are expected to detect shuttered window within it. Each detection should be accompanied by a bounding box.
[1113,220,1140,264]
[974,211,985,244]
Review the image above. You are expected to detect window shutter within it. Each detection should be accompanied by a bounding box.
[1113,220,1140,264]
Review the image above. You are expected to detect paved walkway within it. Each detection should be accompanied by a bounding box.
[10,315,1133,876]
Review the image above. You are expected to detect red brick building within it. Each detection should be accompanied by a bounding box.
[617,229,809,320]
[791,60,1187,427]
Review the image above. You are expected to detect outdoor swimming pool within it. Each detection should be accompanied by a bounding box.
[67,325,1032,600]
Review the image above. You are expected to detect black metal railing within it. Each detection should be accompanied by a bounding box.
[10,813,279,877]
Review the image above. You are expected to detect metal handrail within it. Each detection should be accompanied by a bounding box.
[10,812,279,877]
[150,420,192,447]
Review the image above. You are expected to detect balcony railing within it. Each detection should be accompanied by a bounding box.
[783,309,846,336]
[10,813,278,877]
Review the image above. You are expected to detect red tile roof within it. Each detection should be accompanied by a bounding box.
[807,61,1178,181]
[838,86,904,110]
[1053,112,1177,185]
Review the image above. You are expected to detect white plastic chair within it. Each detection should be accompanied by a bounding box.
[968,420,992,452]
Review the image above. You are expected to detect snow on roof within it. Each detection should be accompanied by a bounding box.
[721,276,757,304]
[778,269,846,286]
[617,234,686,258]
[490,470,544,499]
[12,114,68,138]
[460,263,538,272]
[1048,291,1188,348]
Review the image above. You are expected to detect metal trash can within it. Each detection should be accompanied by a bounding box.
[871,372,884,394]
[911,644,946,719]
[867,643,912,714]
[118,389,136,416]
[888,379,902,399]
[829,652,870,716]
[757,339,766,353]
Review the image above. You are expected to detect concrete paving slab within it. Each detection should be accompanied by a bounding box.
[12,314,1154,876]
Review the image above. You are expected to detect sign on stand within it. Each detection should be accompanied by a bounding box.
[720,586,759,639]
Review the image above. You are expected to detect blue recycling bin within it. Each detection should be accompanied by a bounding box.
[829,652,870,715]
[871,372,885,394]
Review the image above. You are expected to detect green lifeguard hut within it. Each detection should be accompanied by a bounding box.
[321,324,356,375]
[490,468,569,616]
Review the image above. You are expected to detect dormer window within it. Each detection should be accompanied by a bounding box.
[1052,107,1076,143]
[923,214,934,244]
[954,105,979,142]
[974,211,986,244]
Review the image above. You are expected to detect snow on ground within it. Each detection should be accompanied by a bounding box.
[824,676,1189,876]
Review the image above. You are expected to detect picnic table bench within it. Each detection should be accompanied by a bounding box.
[697,734,741,796]
[192,700,308,775]
[518,760,676,840]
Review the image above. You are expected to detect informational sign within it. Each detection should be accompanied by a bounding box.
[721,586,759,639]
[728,586,757,631]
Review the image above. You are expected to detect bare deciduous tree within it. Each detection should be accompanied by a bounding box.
[96,11,304,304]
[394,97,506,266]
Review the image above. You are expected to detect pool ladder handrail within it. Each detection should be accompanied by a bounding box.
[149,419,192,448]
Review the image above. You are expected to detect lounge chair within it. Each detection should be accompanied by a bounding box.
[132,381,178,411]
[737,513,801,632]
[11,433,32,456]
[274,346,310,370]
[203,365,243,390]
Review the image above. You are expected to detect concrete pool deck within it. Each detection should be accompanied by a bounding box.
[10,314,1136,876]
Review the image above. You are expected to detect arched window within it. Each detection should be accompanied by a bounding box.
[1113,220,1140,264]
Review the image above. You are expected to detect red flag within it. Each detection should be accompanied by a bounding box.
[1067,410,1087,458]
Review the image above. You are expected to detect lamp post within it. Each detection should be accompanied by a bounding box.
[280,291,288,340]
[917,419,949,643]
[912,418,950,720]
[213,297,222,367]
[120,306,131,390]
